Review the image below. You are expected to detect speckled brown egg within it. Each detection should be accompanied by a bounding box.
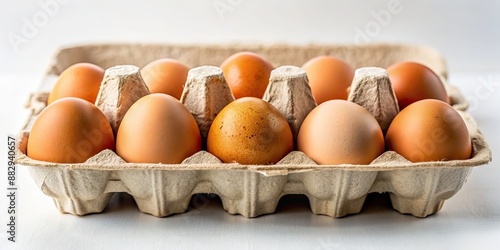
[207,97,293,164]
[297,100,384,165]
[385,99,471,162]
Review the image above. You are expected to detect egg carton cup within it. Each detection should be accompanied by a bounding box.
[16,43,491,218]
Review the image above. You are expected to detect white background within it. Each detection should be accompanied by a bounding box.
[0,0,499,249]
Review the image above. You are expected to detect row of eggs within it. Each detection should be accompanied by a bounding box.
[26,52,471,165]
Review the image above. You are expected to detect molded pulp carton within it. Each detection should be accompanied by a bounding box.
[15,44,492,218]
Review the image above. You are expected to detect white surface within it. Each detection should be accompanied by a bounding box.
[1,1,499,249]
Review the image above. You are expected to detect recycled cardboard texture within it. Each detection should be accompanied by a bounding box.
[94,65,150,135]
[348,67,399,134]
[262,66,316,143]
[180,66,234,142]
[16,44,491,218]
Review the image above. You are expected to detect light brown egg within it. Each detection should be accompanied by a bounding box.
[48,63,104,105]
[140,58,190,100]
[116,93,201,163]
[297,100,384,165]
[302,56,355,104]
[220,52,274,99]
[27,97,115,163]
[385,99,471,162]
[387,61,449,110]
[207,97,293,164]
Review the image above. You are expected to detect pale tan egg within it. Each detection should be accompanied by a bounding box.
[297,100,384,164]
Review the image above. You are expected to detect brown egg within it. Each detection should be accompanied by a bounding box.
[207,97,293,164]
[220,52,274,99]
[48,63,104,105]
[297,100,384,164]
[387,61,449,110]
[140,58,190,99]
[116,93,201,163]
[27,97,115,163]
[302,56,355,104]
[385,99,471,162]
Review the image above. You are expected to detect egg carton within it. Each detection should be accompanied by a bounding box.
[16,43,491,218]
